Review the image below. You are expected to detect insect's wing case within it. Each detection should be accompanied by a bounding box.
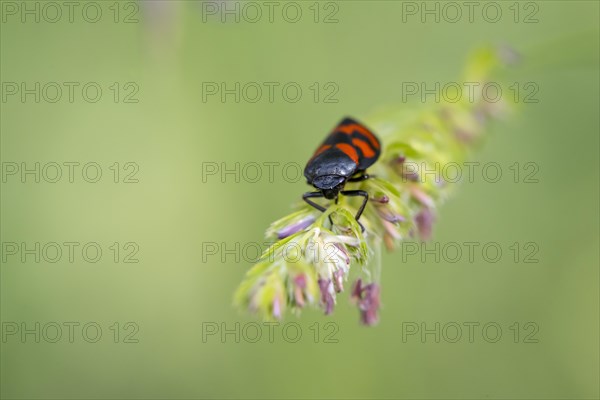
[326,117,381,171]
[304,117,382,184]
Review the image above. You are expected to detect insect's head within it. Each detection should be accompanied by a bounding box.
[312,174,346,199]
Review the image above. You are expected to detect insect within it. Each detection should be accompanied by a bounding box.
[303,117,381,230]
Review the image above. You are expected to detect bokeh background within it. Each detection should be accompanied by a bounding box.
[1,1,598,399]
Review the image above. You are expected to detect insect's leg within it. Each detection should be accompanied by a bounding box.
[303,191,335,228]
[302,191,327,212]
[340,190,369,232]
[341,190,369,220]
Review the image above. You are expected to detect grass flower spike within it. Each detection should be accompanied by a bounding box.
[235,45,516,325]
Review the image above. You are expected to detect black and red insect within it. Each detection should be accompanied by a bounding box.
[303,117,381,229]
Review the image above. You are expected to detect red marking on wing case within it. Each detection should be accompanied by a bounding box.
[313,144,332,157]
[351,138,376,158]
[337,123,380,150]
[335,143,359,164]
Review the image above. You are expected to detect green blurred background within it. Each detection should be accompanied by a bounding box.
[1,1,598,398]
